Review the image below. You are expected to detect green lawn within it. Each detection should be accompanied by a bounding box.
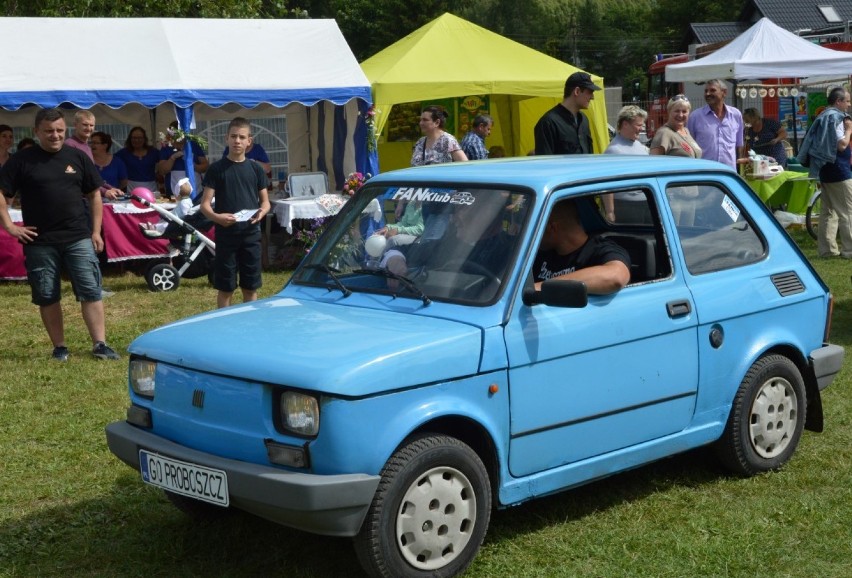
[1,230,850,577]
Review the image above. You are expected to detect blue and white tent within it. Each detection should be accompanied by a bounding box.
[0,17,377,188]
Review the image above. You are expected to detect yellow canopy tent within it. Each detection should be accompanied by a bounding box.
[362,12,608,171]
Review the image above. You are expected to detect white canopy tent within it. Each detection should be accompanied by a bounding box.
[666,17,852,81]
[0,17,377,187]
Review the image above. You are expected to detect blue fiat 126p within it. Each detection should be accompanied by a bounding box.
[107,156,843,578]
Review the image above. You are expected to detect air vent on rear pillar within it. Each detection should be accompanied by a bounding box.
[771,271,804,296]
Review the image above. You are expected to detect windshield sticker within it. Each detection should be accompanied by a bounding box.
[390,187,475,205]
[720,195,740,222]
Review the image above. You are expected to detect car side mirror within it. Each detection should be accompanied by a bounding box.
[522,279,588,308]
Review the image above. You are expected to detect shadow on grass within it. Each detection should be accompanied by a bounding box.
[0,447,727,577]
[486,446,725,542]
[0,472,365,577]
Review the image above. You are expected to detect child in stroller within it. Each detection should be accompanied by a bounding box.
[131,181,216,292]
[139,177,195,239]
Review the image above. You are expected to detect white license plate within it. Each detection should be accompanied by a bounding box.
[139,450,229,507]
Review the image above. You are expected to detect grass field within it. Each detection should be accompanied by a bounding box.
[1,230,850,577]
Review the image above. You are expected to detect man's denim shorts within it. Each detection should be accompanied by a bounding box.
[23,238,103,305]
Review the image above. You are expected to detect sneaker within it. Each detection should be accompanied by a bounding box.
[51,346,69,362]
[167,244,181,258]
[92,341,120,361]
[101,287,115,298]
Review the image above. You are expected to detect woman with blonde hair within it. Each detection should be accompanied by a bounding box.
[649,95,702,158]
[650,95,702,225]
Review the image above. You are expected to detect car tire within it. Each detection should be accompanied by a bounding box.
[715,354,806,476]
[164,490,230,521]
[146,263,180,292]
[354,434,491,578]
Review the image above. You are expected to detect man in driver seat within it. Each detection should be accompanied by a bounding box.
[533,200,630,295]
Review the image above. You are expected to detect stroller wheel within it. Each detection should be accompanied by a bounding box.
[146,263,181,292]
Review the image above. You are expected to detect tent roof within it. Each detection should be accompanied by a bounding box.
[667,17,852,81]
[362,13,600,104]
[0,18,372,110]
[361,13,607,153]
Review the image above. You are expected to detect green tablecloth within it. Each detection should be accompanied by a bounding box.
[746,170,815,214]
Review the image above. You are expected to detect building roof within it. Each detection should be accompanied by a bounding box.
[743,0,852,34]
[690,22,750,44]
[685,0,852,48]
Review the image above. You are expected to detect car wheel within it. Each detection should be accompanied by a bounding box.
[163,490,230,521]
[146,263,180,292]
[715,354,806,476]
[354,434,491,578]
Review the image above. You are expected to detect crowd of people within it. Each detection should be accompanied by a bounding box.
[0,108,273,361]
[0,72,845,361]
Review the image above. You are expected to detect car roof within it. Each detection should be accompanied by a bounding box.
[369,155,737,192]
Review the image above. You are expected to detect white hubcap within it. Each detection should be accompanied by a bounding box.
[153,269,176,290]
[749,377,797,458]
[396,466,477,571]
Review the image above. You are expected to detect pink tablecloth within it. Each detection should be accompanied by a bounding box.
[101,202,172,262]
[0,210,26,280]
[0,204,173,279]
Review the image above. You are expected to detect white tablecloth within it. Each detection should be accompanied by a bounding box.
[272,195,383,234]
[271,194,346,234]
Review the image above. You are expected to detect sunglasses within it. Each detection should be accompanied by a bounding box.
[671,94,689,103]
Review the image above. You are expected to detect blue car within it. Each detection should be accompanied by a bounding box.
[106,156,843,578]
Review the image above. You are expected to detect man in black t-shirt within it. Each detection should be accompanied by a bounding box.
[533,200,630,295]
[0,108,120,361]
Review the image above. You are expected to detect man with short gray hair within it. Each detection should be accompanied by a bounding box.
[687,79,745,168]
[460,114,493,160]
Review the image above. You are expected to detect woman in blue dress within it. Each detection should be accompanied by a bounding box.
[115,126,160,195]
[91,131,128,196]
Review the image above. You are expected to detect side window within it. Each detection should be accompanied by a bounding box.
[545,191,672,286]
[598,188,655,226]
[666,183,766,274]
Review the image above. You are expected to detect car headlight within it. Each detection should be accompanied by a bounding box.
[130,359,157,398]
[280,391,319,436]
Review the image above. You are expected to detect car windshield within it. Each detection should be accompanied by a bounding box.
[292,185,531,305]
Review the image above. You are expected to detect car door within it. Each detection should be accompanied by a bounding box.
[503,182,699,478]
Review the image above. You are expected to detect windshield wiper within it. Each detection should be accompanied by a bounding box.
[354,268,431,306]
[303,264,352,297]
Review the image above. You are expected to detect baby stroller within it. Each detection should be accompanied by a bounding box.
[131,192,216,292]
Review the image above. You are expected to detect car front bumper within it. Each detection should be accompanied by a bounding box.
[105,421,380,537]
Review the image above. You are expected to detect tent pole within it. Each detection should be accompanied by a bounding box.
[791,96,798,156]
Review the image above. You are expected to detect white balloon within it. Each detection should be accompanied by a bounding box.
[365,234,387,258]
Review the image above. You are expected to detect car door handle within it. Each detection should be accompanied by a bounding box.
[666,300,691,318]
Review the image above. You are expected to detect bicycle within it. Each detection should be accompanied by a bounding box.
[805,188,821,240]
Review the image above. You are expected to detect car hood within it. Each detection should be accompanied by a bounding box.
[129,297,485,397]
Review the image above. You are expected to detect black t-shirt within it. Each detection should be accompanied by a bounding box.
[533,235,630,282]
[0,145,103,245]
[202,157,268,234]
[534,104,593,155]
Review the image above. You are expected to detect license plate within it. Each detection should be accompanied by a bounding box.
[139,450,229,507]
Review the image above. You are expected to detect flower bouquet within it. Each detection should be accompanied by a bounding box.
[342,171,370,196]
[158,126,208,151]
[365,105,379,153]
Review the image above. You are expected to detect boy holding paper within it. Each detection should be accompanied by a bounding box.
[201,117,270,308]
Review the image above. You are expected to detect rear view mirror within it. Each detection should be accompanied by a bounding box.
[523,279,588,308]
